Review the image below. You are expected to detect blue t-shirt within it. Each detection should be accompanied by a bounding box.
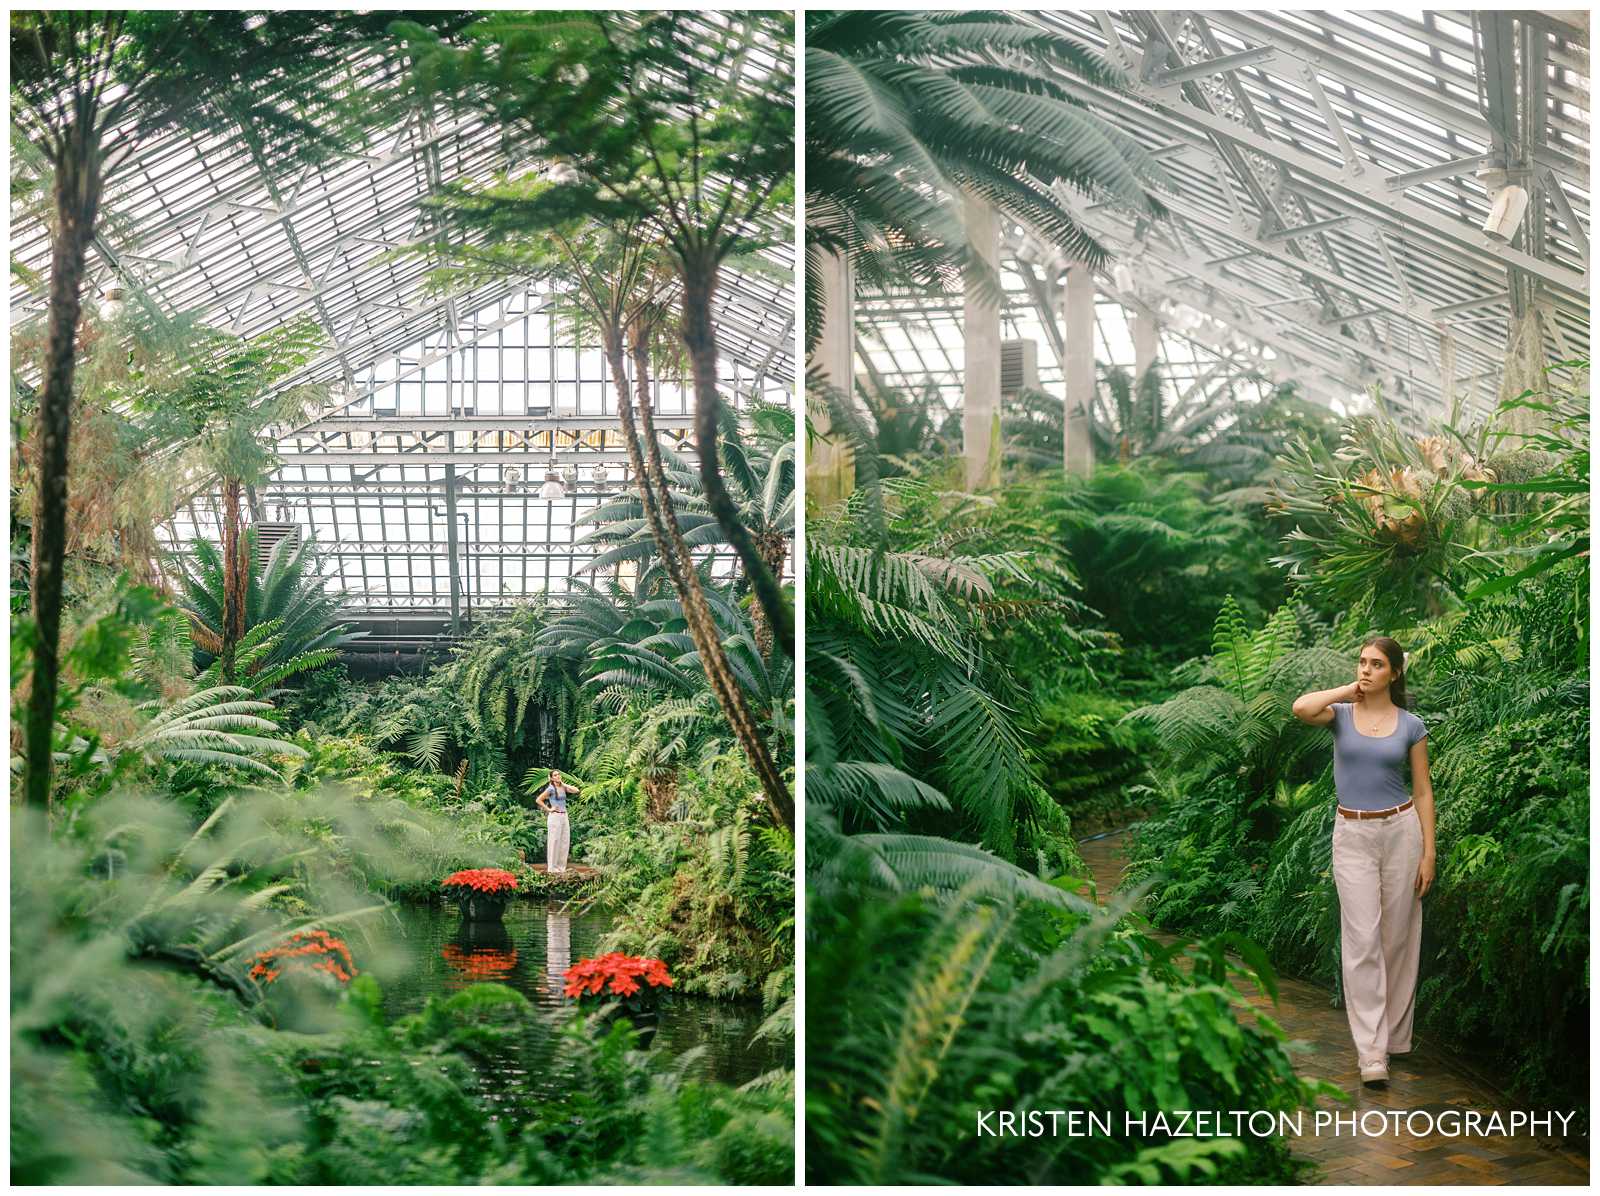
[542,783,572,813]
[1329,702,1428,811]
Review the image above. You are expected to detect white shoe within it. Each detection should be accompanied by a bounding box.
[1359,1058,1389,1085]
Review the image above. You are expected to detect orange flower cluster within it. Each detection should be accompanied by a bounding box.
[249,929,357,985]
[441,868,519,894]
[563,952,673,999]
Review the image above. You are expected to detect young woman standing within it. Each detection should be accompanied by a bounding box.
[535,769,580,874]
[1292,636,1436,1086]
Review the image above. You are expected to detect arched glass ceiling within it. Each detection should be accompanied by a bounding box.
[856,9,1588,427]
[10,14,795,616]
[157,287,792,613]
[856,264,1290,417]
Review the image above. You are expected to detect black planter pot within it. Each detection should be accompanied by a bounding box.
[451,891,512,922]
[591,1001,661,1050]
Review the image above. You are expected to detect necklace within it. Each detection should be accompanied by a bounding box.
[1358,707,1395,735]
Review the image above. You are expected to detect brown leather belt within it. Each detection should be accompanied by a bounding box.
[1336,799,1414,821]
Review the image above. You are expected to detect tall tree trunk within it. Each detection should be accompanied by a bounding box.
[749,532,788,659]
[606,330,793,832]
[24,123,104,810]
[629,328,790,823]
[219,477,248,683]
[678,259,794,661]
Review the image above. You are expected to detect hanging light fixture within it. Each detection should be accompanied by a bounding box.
[591,462,609,488]
[538,428,565,499]
[100,284,126,320]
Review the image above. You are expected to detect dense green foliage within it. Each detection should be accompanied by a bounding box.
[808,338,1589,1178]
[1122,365,1591,1119]
[11,791,791,1185]
[15,555,795,1184]
[808,875,1329,1185]
[174,527,363,686]
[806,437,1323,1181]
[13,8,796,1184]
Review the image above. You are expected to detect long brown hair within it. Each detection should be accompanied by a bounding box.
[1362,635,1409,709]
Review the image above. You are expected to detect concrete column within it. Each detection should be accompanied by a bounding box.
[805,247,855,510]
[1062,265,1096,476]
[962,193,1001,491]
[1133,304,1160,380]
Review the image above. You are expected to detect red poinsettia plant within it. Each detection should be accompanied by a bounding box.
[564,952,673,1014]
[249,929,357,987]
[441,868,519,896]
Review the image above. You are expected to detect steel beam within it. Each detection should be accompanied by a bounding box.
[1544,170,1590,264]
[1152,45,1277,86]
[1432,292,1512,318]
[1068,204,1447,384]
[443,465,462,632]
[298,415,694,435]
[274,448,651,467]
[1385,156,1492,192]
[1040,24,1588,300]
[1123,181,1506,358]
[1133,82,1587,296]
[1261,215,1355,243]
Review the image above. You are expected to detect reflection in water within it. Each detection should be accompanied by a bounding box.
[441,920,520,988]
[546,911,571,996]
[377,900,785,1090]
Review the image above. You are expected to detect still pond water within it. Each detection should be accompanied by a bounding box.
[368,899,784,1098]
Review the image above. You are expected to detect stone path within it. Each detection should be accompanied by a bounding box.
[528,864,600,880]
[1075,829,1589,1186]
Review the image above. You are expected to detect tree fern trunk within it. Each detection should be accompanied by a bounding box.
[612,329,793,832]
[680,259,794,661]
[750,532,788,659]
[24,120,104,810]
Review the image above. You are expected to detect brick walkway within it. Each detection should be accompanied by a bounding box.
[1075,829,1589,1186]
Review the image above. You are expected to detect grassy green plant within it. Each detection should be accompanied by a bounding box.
[805,863,1330,1184]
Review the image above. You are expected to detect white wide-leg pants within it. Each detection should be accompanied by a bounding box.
[547,811,570,873]
[1332,805,1424,1065]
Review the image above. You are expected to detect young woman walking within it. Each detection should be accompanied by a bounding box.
[1292,636,1436,1086]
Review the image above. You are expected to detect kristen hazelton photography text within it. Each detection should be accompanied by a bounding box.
[975,1109,1583,1140]
[802,6,1588,1188]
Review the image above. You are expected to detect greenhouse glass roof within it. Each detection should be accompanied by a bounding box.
[856,9,1589,427]
[9,15,795,617]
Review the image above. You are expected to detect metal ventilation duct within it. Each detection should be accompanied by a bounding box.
[254,523,302,569]
[1000,339,1040,395]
